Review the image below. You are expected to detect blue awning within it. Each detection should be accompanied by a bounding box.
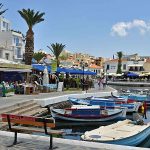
[32,64,96,75]
[32,64,51,72]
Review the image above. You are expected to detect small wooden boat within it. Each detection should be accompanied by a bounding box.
[50,105,126,122]
[81,119,150,146]
[68,97,141,113]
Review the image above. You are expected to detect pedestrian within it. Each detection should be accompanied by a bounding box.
[98,78,103,90]
[143,101,147,119]
[101,77,107,89]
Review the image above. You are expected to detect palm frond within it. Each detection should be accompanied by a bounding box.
[47,43,66,67]
[0,3,8,16]
[18,8,45,28]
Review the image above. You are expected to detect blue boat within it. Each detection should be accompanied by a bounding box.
[68,97,141,113]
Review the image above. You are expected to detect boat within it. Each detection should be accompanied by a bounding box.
[50,105,126,122]
[81,119,150,146]
[92,96,127,104]
[68,97,141,113]
[120,94,150,107]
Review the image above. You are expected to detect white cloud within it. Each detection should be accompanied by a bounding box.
[111,19,150,37]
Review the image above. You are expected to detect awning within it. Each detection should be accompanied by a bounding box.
[32,64,51,72]
[32,64,96,75]
[0,68,32,72]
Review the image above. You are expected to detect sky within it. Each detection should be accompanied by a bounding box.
[1,0,150,58]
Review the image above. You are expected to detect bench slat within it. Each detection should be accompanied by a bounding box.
[10,126,64,135]
[2,118,55,128]
[1,114,54,123]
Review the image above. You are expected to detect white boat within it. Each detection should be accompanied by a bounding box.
[51,105,126,122]
[81,119,150,146]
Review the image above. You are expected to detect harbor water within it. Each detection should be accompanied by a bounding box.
[53,85,150,148]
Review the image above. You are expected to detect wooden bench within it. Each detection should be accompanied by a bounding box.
[1,113,64,149]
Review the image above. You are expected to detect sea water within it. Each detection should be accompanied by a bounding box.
[54,85,150,148]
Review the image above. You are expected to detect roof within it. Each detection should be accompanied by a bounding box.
[0,68,32,72]
[89,64,102,69]
[0,58,18,64]
[105,59,127,63]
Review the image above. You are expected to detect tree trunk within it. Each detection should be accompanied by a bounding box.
[25,28,34,65]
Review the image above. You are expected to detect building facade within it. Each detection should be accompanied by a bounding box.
[0,17,24,63]
[104,54,146,74]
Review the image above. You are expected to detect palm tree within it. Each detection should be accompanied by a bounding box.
[47,43,65,67]
[116,51,123,74]
[18,9,45,65]
[33,51,46,64]
[0,3,8,15]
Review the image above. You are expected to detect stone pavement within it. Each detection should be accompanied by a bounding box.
[0,86,114,109]
[0,86,149,150]
[0,131,148,150]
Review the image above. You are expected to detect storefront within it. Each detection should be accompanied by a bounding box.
[0,63,32,82]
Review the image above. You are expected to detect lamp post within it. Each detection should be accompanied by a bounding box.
[82,64,85,91]
[105,68,108,85]
[81,61,85,91]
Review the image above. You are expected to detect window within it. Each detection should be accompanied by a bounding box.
[16,48,21,58]
[13,36,19,46]
[5,53,9,60]
[106,65,110,70]
[139,67,144,71]
[2,22,9,31]
[123,64,126,70]
[3,21,6,28]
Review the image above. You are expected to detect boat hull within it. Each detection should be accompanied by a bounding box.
[51,108,126,122]
[81,120,150,146]
[82,126,150,146]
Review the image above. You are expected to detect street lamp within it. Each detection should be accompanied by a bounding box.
[80,61,85,91]
[105,68,108,85]
[82,64,85,91]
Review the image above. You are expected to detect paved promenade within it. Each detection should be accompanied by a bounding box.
[0,85,114,108]
[0,86,148,150]
[0,131,148,150]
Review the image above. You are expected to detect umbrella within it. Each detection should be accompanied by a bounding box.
[42,66,49,85]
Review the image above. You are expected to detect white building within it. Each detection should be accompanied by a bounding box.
[88,64,103,76]
[0,17,24,63]
[0,16,11,31]
[104,56,145,75]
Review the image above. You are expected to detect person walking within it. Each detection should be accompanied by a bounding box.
[98,78,103,90]
[143,101,147,119]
